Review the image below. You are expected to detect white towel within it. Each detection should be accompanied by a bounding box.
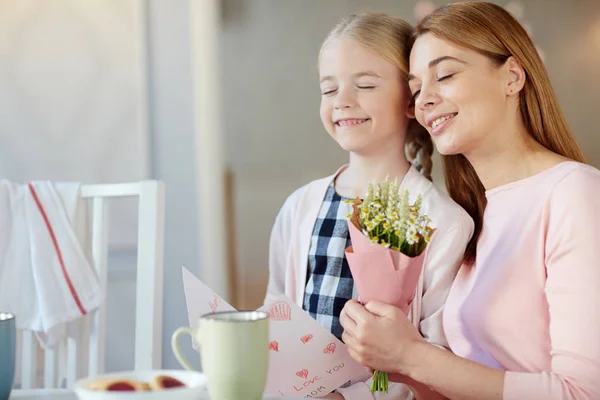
[0,180,104,348]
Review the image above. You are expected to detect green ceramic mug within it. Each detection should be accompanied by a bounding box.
[172,311,269,400]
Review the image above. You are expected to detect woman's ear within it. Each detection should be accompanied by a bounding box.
[505,56,526,96]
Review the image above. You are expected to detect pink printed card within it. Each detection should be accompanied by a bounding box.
[181,267,368,397]
[256,297,368,397]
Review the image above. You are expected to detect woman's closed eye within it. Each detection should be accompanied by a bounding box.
[321,88,337,96]
[411,89,421,102]
[357,85,376,90]
[437,73,455,82]
[410,73,455,101]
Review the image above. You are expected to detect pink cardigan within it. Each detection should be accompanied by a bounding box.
[266,165,474,399]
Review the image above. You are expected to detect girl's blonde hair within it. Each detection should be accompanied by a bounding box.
[408,2,586,264]
[321,13,433,180]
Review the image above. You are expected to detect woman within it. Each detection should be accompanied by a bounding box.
[340,2,600,399]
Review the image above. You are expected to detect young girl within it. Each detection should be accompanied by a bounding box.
[265,13,473,400]
[340,3,600,399]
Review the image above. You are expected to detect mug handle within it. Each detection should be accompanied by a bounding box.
[171,327,198,371]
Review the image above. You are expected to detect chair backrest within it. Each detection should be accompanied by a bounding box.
[17,180,165,389]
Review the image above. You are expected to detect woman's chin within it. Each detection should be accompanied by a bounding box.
[433,138,463,157]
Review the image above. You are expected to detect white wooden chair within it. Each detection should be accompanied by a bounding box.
[15,180,165,389]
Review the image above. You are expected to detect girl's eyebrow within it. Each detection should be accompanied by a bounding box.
[320,71,382,84]
[353,71,382,79]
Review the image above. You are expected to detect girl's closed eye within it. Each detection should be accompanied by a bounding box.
[357,85,376,90]
[321,87,337,95]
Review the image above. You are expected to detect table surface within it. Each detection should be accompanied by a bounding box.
[10,389,309,399]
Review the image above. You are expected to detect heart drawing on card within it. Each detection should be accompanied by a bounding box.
[300,334,313,344]
[269,341,279,352]
[296,369,309,379]
[323,342,336,354]
[208,295,220,313]
[267,301,292,321]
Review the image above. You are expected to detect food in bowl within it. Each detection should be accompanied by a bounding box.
[87,375,186,392]
[149,375,187,390]
[75,369,207,400]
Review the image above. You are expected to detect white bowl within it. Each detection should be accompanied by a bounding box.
[74,370,208,400]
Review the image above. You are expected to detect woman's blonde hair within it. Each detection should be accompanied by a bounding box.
[321,13,433,180]
[407,2,586,264]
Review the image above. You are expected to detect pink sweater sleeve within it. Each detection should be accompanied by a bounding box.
[503,169,600,399]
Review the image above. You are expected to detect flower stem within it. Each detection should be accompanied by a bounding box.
[370,370,388,392]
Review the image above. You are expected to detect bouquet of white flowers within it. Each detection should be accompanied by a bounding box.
[345,177,435,392]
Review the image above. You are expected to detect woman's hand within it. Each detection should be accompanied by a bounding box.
[340,300,426,375]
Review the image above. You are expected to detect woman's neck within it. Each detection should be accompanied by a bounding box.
[466,124,566,190]
[335,145,410,199]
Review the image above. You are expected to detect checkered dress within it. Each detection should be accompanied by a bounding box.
[303,183,359,341]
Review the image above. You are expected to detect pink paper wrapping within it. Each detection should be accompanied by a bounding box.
[345,221,426,315]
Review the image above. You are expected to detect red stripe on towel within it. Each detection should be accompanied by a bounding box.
[28,183,87,315]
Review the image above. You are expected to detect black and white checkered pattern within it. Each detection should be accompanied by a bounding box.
[303,183,359,341]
